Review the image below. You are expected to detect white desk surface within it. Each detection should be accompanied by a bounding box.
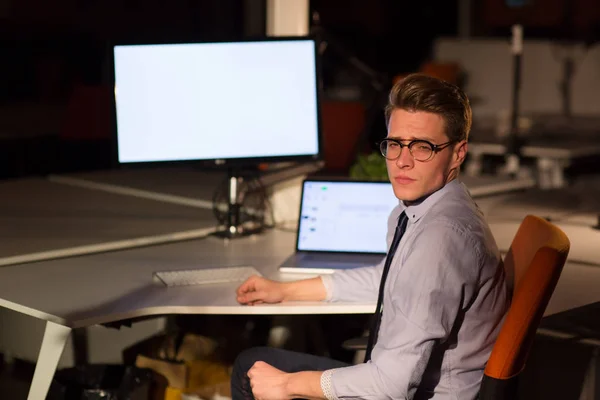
[0,220,598,331]
[56,167,537,200]
[0,170,535,263]
[63,167,225,201]
[0,169,597,331]
[64,167,535,202]
[0,178,215,260]
[2,168,597,400]
[54,169,538,207]
[469,138,600,159]
[0,230,376,329]
[461,175,536,197]
[475,182,600,268]
[476,182,600,227]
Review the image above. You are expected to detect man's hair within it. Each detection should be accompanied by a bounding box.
[385,73,472,143]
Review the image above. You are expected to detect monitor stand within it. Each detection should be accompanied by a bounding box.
[211,168,264,239]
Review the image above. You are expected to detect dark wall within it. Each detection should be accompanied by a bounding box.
[0,0,248,102]
[311,0,458,76]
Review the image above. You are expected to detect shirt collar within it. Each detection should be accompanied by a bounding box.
[399,179,462,223]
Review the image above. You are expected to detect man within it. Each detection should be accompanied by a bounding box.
[231,74,509,399]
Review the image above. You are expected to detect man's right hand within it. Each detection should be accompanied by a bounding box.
[236,275,286,305]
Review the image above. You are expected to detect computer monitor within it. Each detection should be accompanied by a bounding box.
[111,37,322,238]
[112,38,321,166]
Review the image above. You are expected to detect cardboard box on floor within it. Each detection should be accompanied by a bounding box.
[124,333,232,400]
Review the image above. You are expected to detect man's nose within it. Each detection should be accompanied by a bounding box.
[395,146,414,168]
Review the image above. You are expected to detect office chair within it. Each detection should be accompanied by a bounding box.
[478,215,570,399]
[342,215,570,399]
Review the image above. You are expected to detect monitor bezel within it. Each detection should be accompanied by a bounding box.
[109,36,324,169]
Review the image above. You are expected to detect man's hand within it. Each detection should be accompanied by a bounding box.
[236,275,286,305]
[248,361,326,400]
[248,361,291,400]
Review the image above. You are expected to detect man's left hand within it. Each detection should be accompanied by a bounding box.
[247,360,291,400]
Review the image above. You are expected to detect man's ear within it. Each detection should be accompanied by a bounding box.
[453,141,468,166]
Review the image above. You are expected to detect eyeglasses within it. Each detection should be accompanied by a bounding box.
[379,138,454,162]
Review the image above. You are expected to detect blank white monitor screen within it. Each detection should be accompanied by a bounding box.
[297,181,399,254]
[113,39,320,164]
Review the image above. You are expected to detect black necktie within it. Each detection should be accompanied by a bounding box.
[364,211,409,362]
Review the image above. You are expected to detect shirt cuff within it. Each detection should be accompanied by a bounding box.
[320,369,338,400]
[320,275,334,301]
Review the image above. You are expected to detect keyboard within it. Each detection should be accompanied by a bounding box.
[153,266,261,287]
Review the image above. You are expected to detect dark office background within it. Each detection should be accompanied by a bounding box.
[1,0,600,179]
[2,3,600,398]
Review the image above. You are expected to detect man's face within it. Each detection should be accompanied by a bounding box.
[385,109,467,204]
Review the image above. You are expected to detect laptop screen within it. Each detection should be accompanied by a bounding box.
[296,180,399,254]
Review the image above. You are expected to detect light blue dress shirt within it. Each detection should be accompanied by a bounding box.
[320,179,509,400]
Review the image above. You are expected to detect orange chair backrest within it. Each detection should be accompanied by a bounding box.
[484,215,570,379]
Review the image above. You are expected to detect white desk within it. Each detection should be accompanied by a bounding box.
[1,224,599,400]
[0,230,374,400]
[467,138,600,189]
[67,169,536,200]
[0,178,217,266]
[0,231,375,329]
[0,168,595,399]
[475,185,600,261]
[0,170,536,267]
[461,175,536,197]
[62,167,225,200]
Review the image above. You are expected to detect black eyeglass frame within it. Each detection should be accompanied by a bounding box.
[378,138,455,162]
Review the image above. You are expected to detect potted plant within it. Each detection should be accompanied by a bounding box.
[349,152,388,181]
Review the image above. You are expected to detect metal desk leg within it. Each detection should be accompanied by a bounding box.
[594,348,600,400]
[27,321,71,400]
[537,157,569,189]
[550,158,569,189]
[579,347,600,400]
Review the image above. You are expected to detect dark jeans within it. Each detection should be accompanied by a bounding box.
[231,347,350,400]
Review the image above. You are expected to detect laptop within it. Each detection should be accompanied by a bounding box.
[279,178,399,274]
